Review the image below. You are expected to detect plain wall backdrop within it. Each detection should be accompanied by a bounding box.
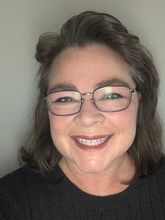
[0,0,165,177]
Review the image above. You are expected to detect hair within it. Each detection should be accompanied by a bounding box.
[19,11,163,180]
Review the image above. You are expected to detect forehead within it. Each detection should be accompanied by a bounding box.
[49,44,135,91]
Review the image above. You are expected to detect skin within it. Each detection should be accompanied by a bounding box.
[48,44,140,196]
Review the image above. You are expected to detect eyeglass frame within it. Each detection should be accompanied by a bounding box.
[45,85,137,116]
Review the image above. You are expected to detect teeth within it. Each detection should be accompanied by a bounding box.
[76,136,108,146]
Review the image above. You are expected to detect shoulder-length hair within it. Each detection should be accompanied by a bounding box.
[19,11,163,180]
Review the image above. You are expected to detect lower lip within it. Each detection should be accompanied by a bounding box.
[71,135,112,151]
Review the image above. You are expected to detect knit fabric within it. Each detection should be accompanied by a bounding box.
[0,158,165,220]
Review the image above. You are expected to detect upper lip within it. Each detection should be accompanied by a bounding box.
[71,135,111,140]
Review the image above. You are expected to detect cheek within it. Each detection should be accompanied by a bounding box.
[48,115,68,153]
[108,101,138,136]
[48,115,76,157]
[48,113,73,137]
[116,110,137,129]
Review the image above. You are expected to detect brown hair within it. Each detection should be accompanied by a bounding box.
[19,11,163,180]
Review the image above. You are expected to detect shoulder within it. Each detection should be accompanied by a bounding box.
[159,156,165,168]
[0,166,44,191]
[0,166,45,199]
[156,156,165,174]
[0,165,65,217]
[0,166,48,219]
[152,156,165,178]
[0,165,66,219]
[147,156,165,190]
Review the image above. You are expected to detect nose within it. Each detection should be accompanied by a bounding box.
[73,98,105,127]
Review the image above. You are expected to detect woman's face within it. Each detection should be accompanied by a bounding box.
[48,44,140,176]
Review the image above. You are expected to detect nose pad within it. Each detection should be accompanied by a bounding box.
[78,92,95,112]
[80,95,96,112]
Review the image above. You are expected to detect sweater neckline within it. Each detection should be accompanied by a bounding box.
[52,164,144,209]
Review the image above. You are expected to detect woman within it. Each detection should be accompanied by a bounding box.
[0,11,165,219]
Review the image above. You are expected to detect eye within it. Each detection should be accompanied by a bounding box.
[104,93,122,99]
[52,96,80,105]
[54,97,74,103]
[54,96,77,103]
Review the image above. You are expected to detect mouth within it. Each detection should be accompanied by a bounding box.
[71,135,111,151]
[76,136,109,146]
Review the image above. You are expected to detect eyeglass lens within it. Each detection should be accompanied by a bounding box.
[46,86,134,116]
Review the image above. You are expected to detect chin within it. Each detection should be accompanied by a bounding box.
[75,159,108,175]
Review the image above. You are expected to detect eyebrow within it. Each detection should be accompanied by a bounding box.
[48,78,131,94]
[48,83,77,94]
[95,78,130,88]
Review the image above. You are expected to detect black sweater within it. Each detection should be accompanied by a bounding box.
[0,159,165,220]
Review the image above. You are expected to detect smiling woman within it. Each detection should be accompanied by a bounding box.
[47,44,139,177]
[0,11,165,220]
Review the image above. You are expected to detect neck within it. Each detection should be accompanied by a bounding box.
[59,155,135,196]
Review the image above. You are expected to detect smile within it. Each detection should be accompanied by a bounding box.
[71,135,111,151]
[76,136,109,146]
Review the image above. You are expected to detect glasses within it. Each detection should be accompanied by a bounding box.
[45,86,136,116]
